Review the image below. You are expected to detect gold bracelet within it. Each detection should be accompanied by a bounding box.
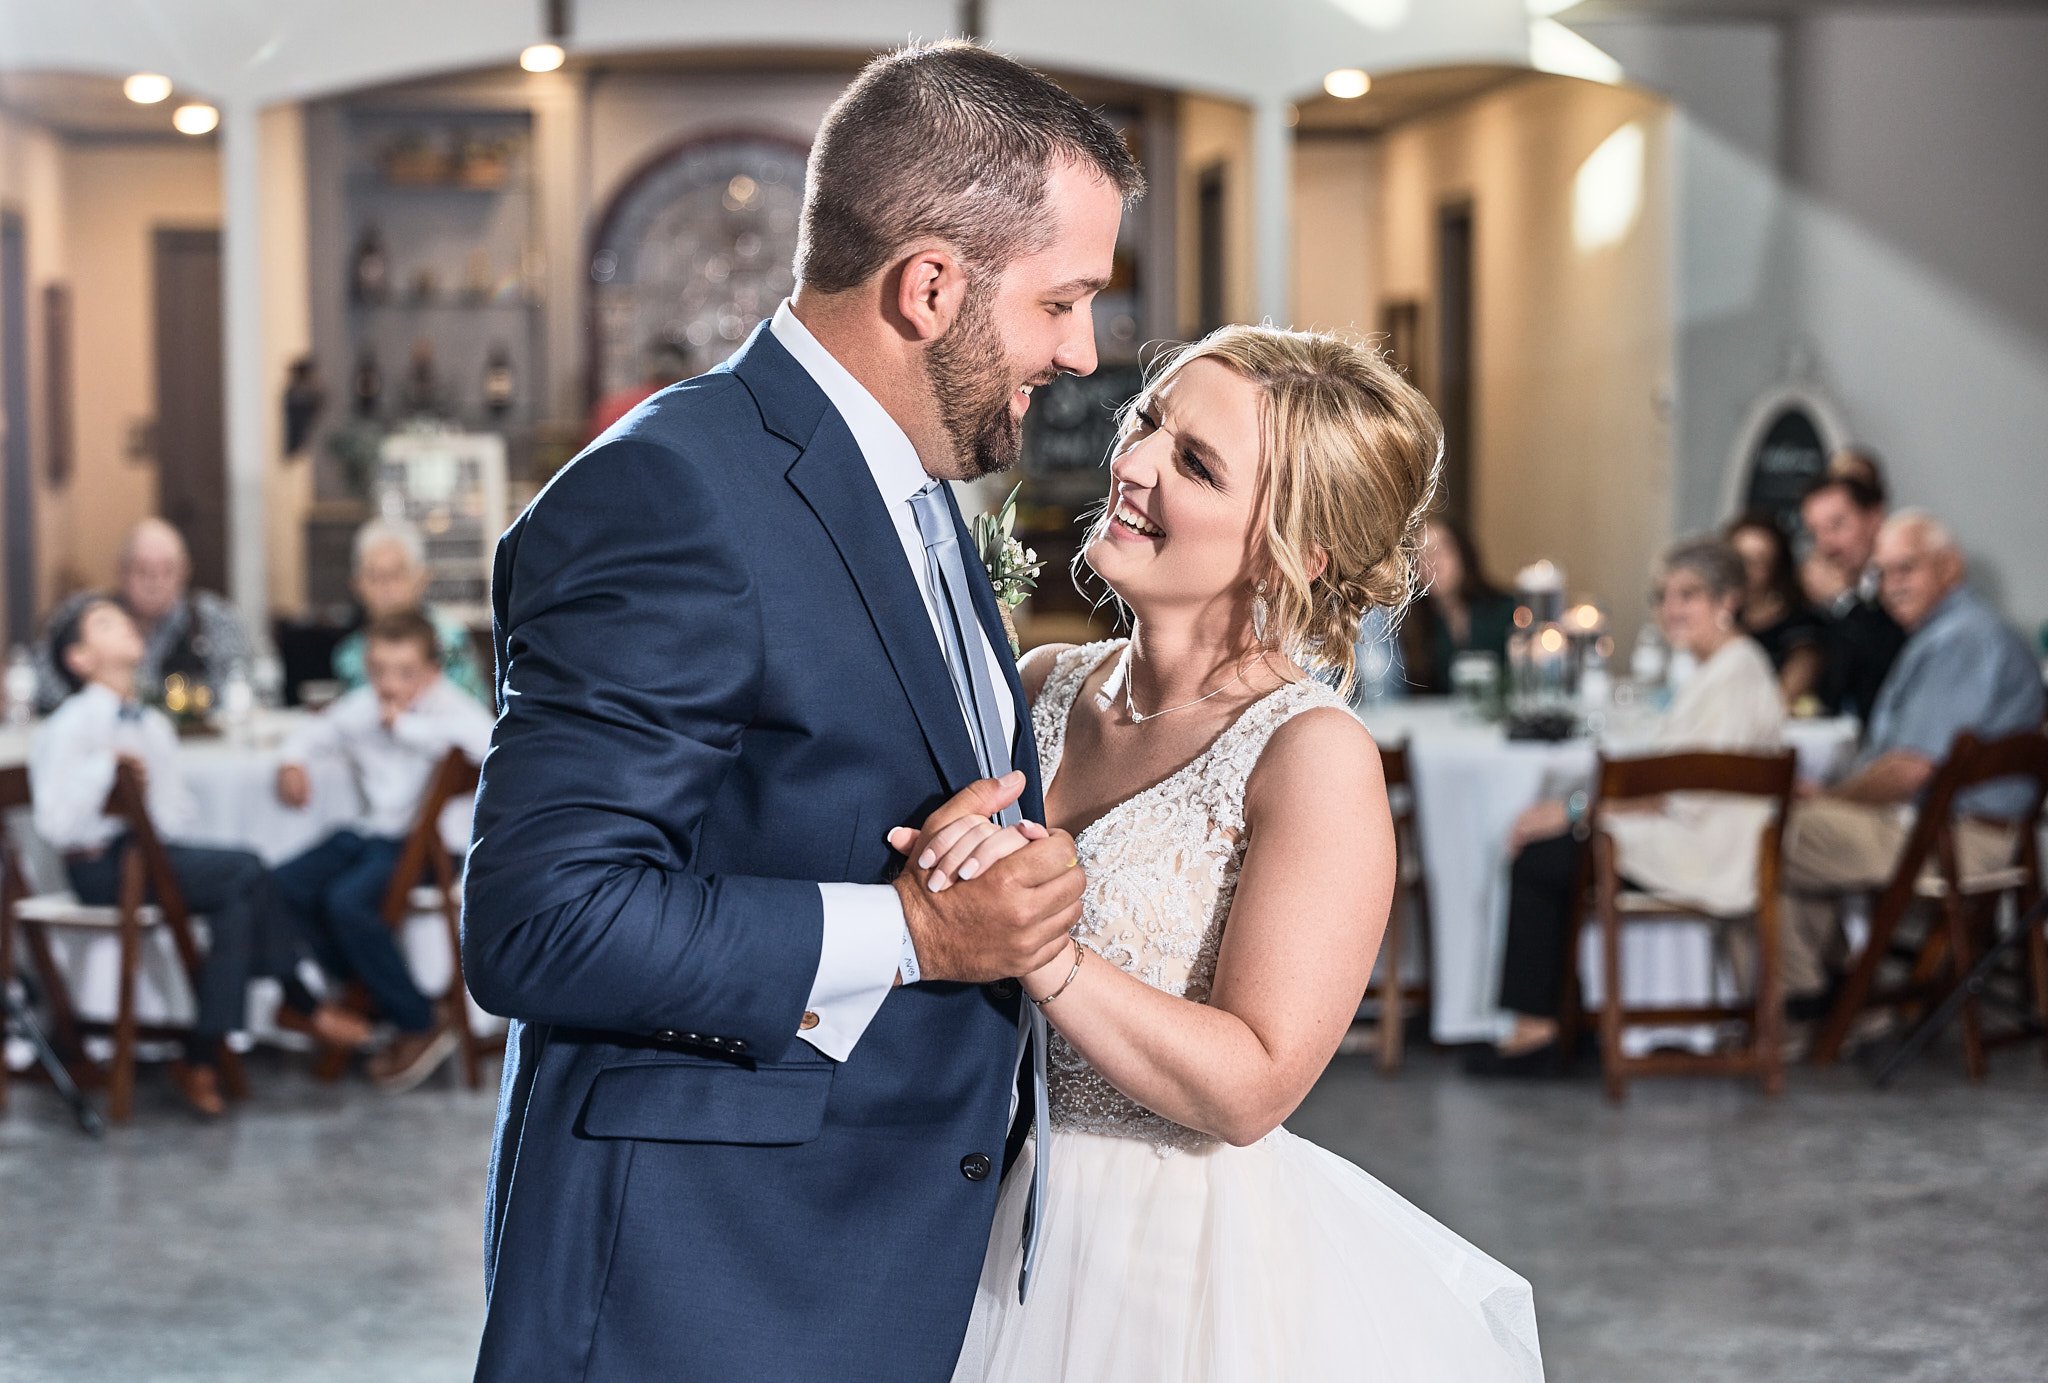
[1031,939,1085,1007]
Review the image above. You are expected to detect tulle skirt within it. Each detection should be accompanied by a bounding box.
[951,1127,1544,1383]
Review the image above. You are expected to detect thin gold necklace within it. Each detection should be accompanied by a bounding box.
[1105,645,1248,725]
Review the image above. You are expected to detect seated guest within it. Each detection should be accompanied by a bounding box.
[1779,512,2046,1012]
[1399,516,1517,695]
[274,610,494,1090]
[29,595,365,1116]
[1726,513,1825,707]
[331,518,489,705]
[1466,538,1784,1076]
[33,519,254,713]
[1800,476,1903,721]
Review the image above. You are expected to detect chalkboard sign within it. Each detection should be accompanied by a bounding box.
[1740,402,1830,531]
[1022,364,1145,475]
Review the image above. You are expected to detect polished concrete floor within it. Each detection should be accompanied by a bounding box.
[2,1040,2043,1382]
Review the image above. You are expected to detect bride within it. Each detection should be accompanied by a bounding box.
[889,325,1543,1382]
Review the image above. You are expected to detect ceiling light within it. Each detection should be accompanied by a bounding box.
[520,43,566,73]
[1324,69,1371,100]
[124,73,172,105]
[172,103,219,136]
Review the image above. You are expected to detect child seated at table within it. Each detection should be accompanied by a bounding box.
[29,594,366,1118]
[273,610,493,1091]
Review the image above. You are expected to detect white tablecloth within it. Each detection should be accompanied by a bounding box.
[1,710,484,1038]
[1353,699,1859,1046]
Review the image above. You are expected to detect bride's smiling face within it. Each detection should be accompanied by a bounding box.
[1085,357,1268,618]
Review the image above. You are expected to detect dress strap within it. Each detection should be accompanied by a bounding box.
[1190,677,1350,838]
[1030,640,1124,781]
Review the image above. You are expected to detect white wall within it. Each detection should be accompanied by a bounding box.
[1786,9,2048,629]
[1374,75,1674,645]
[1291,135,1382,338]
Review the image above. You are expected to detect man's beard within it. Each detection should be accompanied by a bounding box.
[924,281,1026,481]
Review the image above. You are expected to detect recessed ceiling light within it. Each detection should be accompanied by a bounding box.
[520,43,566,74]
[1324,68,1372,100]
[124,73,172,105]
[172,103,219,136]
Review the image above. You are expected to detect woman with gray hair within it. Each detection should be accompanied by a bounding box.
[1467,536,1785,1076]
[330,518,490,704]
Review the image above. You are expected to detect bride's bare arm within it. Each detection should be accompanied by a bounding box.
[1019,707,1392,1146]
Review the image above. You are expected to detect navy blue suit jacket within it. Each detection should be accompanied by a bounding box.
[463,322,1042,1382]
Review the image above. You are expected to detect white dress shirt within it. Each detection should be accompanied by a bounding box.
[771,300,1019,1061]
[28,682,199,852]
[280,676,495,840]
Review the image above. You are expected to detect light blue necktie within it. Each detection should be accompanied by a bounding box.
[907,480,1050,1302]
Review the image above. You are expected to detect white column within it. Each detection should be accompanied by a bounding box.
[1251,95,1295,325]
[219,100,270,645]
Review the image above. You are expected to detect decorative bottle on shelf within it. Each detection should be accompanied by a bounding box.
[482,343,516,420]
[403,339,443,419]
[350,225,389,304]
[352,348,383,418]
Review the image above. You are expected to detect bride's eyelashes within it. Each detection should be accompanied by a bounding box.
[1128,406,1221,489]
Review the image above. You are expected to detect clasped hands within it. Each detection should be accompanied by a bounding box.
[887,771,1085,990]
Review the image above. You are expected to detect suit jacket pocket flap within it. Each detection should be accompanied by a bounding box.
[579,1060,832,1146]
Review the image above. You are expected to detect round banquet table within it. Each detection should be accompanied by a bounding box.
[1351,698,1860,1047]
[0,710,483,1039]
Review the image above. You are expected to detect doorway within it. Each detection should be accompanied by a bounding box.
[1434,200,1474,529]
[152,227,227,597]
[2,211,31,647]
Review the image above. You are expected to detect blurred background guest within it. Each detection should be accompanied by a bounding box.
[1799,476,1902,721]
[1726,513,1825,708]
[33,519,253,713]
[1400,516,1517,695]
[1827,445,1887,503]
[1466,538,1784,1076]
[583,340,694,443]
[330,519,489,705]
[1778,512,2045,1015]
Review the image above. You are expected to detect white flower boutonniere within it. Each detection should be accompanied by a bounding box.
[971,483,1045,655]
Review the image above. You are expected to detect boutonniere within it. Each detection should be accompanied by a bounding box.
[970,483,1045,655]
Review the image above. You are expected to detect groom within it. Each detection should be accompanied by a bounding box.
[462,42,1143,1383]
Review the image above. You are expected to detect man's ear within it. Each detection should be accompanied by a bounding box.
[892,244,970,344]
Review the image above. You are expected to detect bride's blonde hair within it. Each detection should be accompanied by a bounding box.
[1107,324,1443,695]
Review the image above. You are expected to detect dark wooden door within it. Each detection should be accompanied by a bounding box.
[1435,201,1474,529]
[152,228,226,596]
[2,211,31,647]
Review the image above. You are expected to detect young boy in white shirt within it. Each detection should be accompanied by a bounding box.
[273,610,493,1090]
[29,594,366,1117]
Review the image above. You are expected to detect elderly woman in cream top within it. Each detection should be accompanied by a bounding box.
[1467,536,1785,1077]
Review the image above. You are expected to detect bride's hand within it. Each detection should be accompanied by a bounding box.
[887,817,1049,892]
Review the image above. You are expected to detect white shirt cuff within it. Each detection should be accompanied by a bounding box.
[803,882,908,1060]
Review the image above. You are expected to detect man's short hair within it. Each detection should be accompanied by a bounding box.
[363,609,442,668]
[47,592,120,696]
[795,41,1145,294]
[1800,474,1885,515]
[352,517,427,573]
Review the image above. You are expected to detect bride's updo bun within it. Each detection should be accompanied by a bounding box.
[1125,324,1444,694]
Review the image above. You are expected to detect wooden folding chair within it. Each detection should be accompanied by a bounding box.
[6,760,249,1123]
[381,748,490,1089]
[1809,730,2048,1080]
[1357,742,1434,1072]
[1585,748,1799,1102]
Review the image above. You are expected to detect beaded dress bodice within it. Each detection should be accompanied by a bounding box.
[1033,640,1348,1154]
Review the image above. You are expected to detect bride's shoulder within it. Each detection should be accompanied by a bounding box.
[1243,699,1384,820]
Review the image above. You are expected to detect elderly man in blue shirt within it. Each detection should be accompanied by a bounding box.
[1779,510,2046,1010]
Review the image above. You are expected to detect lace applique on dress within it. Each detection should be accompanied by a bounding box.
[1032,640,1349,1155]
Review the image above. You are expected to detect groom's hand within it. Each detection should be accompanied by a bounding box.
[889,777,1086,983]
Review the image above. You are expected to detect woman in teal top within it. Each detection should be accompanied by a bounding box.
[331,519,491,705]
[1399,517,1517,695]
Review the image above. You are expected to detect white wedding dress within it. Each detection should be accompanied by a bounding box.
[952,641,1544,1383]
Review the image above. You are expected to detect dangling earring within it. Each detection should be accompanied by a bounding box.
[1251,581,1270,643]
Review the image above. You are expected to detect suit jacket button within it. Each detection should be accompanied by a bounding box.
[960,1152,993,1182]
[652,1030,679,1043]
[988,980,1017,998]
[799,1011,820,1031]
